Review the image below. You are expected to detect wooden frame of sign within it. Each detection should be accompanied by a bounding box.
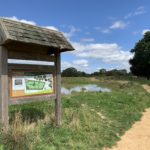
[0,18,74,131]
[8,64,56,104]
[0,47,61,130]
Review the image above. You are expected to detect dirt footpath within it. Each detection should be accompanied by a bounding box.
[143,84,150,93]
[105,84,150,150]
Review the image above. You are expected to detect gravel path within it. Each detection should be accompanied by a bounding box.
[105,84,150,150]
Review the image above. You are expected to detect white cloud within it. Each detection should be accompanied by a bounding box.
[64,26,80,39]
[110,21,128,29]
[80,38,95,42]
[125,6,146,19]
[61,61,72,70]
[95,27,111,34]
[4,16,36,25]
[73,59,88,67]
[94,26,102,30]
[101,29,111,34]
[62,59,89,72]
[134,6,145,15]
[132,31,139,35]
[85,32,90,35]
[142,29,150,35]
[45,26,59,31]
[64,25,130,70]
[4,16,132,72]
[96,20,128,33]
[108,17,116,21]
[70,41,133,71]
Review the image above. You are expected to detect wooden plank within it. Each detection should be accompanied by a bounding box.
[55,51,61,127]
[8,31,50,42]
[0,21,8,44]
[0,20,11,39]
[9,35,51,47]
[8,50,55,62]
[6,43,51,54]
[12,32,65,47]
[0,46,9,130]
[4,23,73,50]
[8,64,55,72]
[4,24,59,42]
[4,21,59,36]
[5,42,54,53]
[9,94,56,105]
[6,27,54,39]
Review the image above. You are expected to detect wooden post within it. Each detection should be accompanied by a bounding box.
[0,46,9,130]
[55,50,61,127]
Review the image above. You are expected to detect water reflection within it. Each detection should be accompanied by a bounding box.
[61,84,111,95]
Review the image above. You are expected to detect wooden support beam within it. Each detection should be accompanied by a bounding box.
[55,51,61,127]
[9,94,56,105]
[8,50,55,62]
[0,46,9,130]
[8,64,55,72]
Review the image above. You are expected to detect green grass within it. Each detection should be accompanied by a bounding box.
[0,145,3,150]
[1,77,150,150]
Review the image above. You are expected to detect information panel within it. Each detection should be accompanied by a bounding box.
[10,72,54,98]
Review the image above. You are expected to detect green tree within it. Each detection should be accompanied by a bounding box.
[61,67,79,77]
[99,69,106,74]
[129,32,150,79]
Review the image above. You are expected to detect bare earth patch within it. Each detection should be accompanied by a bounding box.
[90,108,106,120]
[104,84,150,150]
[115,80,129,84]
[106,80,129,84]
[82,104,107,120]
[143,84,150,93]
[90,77,99,82]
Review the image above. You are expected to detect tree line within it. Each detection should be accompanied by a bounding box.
[61,67,129,77]
[62,31,150,79]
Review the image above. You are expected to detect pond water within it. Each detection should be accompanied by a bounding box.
[61,84,111,95]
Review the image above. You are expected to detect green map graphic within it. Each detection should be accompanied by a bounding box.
[26,80,45,90]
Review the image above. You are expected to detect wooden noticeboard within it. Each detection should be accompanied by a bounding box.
[8,64,56,104]
[0,18,74,130]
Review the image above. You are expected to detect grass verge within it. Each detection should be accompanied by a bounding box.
[0,77,150,150]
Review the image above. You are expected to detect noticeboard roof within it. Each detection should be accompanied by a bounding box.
[0,18,74,52]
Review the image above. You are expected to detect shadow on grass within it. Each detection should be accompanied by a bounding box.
[9,108,45,123]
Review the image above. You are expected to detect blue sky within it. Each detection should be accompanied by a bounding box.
[1,0,150,73]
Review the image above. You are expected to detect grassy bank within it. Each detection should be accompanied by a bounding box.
[1,77,150,150]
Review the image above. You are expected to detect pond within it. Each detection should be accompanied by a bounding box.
[61,84,111,95]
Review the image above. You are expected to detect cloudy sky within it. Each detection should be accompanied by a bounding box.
[1,0,150,73]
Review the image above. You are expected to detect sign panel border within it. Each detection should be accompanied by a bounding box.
[8,64,56,104]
